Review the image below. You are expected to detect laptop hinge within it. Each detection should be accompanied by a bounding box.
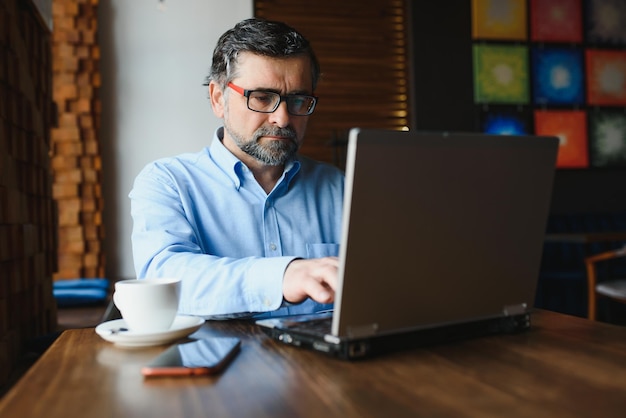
[503,303,528,316]
[347,323,379,338]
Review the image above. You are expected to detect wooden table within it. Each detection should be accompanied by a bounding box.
[1,310,626,418]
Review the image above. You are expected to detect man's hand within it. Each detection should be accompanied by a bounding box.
[283,257,339,304]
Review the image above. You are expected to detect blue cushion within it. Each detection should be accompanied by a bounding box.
[53,279,110,307]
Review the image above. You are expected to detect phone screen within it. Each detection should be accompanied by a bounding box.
[141,337,241,377]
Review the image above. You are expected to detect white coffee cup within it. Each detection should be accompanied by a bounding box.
[113,278,181,333]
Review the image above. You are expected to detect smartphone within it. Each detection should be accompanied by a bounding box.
[141,337,241,377]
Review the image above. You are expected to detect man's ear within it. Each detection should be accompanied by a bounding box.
[209,81,225,118]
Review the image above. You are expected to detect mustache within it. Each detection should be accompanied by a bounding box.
[252,126,297,142]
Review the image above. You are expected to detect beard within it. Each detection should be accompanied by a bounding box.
[225,123,299,166]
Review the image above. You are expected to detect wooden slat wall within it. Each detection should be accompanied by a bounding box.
[51,0,104,280]
[0,0,57,390]
[255,0,410,168]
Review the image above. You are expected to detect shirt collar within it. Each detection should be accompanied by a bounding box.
[209,127,301,190]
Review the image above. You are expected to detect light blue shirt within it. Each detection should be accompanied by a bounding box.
[129,128,344,318]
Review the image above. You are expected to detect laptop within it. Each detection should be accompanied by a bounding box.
[257,128,559,359]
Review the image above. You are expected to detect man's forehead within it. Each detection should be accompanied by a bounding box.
[232,52,313,88]
[235,51,310,67]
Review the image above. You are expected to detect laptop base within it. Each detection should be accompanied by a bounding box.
[258,313,531,360]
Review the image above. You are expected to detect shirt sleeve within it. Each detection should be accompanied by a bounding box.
[129,164,295,318]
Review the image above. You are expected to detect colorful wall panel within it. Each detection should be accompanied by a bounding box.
[472,0,528,40]
[586,49,626,105]
[530,0,582,43]
[481,107,532,134]
[589,110,626,166]
[472,0,626,169]
[532,47,584,105]
[586,0,626,46]
[473,45,529,103]
[534,110,589,168]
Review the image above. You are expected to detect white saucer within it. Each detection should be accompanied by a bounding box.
[95,315,205,347]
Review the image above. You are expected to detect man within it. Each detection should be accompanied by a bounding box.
[129,18,344,318]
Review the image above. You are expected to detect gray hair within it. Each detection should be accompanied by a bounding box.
[205,18,320,90]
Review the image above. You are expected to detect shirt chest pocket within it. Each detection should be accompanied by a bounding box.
[306,243,340,258]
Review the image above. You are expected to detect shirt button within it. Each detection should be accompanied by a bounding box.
[269,243,277,251]
[263,298,272,307]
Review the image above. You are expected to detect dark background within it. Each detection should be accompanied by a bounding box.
[410,1,626,215]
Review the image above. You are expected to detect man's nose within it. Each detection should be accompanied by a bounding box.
[268,101,290,127]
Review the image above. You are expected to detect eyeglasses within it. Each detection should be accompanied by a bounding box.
[227,82,317,116]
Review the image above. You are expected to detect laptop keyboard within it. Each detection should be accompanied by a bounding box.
[283,315,333,335]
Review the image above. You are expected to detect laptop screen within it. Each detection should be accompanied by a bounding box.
[333,129,558,337]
